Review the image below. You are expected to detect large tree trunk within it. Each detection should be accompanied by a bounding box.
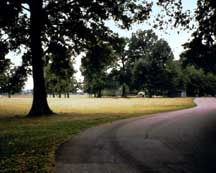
[28,0,54,116]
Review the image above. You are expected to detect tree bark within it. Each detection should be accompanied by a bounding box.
[28,0,54,116]
[148,89,153,98]
[97,90,102,98]
[121,84,127,98]
[8,92,11,98]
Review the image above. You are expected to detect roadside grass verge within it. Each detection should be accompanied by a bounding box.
[0,97,195,172]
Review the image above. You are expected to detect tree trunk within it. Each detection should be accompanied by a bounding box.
[67,93,70,98]
[121,84,127,98]
[28,0,54,116]
[8,92,11,98]
[52,93,55,98]
[58,92,61,98]
[149,89,153,98]
[97,90,102,98]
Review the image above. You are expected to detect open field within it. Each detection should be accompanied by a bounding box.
[0,96,195,172]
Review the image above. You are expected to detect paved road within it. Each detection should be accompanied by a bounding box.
[56,98,216,173]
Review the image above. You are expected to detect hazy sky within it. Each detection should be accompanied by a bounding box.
[106,0,197,60]
[18,0,197,89]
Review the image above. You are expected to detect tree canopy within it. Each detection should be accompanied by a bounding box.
[129,30,174,96]
[81,41,115,97]
[45,41,76,98]
[181,0,216,73]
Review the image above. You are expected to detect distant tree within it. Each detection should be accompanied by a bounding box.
[81,42,115,97]
[128,30,158,65]
[110,37,132,97]
[6,66,27,97]
[183,66,206,97]
[104,69,121,96]
[183,65,216,97]
[204,73,216,96]
[0,64,27,97]
[163,61,185,97]
[128,30,159,96]
[45,41,76,98]
[0,42,27,97]
[130,30,174,96]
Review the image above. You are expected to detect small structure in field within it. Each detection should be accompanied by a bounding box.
[137,91,145,97]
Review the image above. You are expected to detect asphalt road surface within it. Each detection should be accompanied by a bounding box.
[56,98,216,173]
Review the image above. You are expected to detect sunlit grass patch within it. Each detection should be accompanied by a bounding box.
[0,96,195,172]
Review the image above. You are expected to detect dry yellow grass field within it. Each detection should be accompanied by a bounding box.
[0,96,195,118]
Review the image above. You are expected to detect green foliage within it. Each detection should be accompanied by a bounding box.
[81,42,116,97]
[128,30,159,62]
[45,42,77,97]
[204,73,216,96]
[107,37,133,97]
[184,66,206,96]
[1,0,155,66]
[163,61,185,96]
[129,30,174,96]
[4,66,28,96]
[179,0,216,96]
[0,42,27,96]
[196,0,216,43]
[181,35,216,73]
[181,0,216,73]
[183,66,216,96]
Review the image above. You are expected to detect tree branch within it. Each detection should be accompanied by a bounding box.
[21,4,30,12]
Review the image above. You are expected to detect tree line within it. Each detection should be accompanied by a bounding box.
[81,29,216,98]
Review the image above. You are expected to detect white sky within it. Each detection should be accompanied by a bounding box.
[7,0,197,90]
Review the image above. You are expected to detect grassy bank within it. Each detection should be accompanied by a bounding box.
[0,97,195,172]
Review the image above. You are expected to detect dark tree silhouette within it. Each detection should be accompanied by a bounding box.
[129,30,174,97]
[81,42,115,97]
[45,41,76,98]
[114,38,129,97]
[181,0,216,73]
[0,42,27,97]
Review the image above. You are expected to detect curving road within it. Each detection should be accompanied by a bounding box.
[56,98,216,173]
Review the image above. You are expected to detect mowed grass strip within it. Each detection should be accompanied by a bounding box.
[0,96,195,172]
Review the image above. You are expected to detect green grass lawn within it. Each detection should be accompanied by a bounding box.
[0,96,195,172]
